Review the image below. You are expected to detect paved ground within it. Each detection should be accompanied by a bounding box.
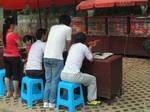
[0,57,150,112]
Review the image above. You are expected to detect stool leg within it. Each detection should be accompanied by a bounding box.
[20,82,25,102]
[56,86,61,111]
[27,83,33,108]
[56,104,60,111]
[27,100,33,108]
[69,105,75,112]
[40,81,44,98]
[80,85,85,107]
[0,77,5,96]
[68,89,75,112]
[0,70,6,96]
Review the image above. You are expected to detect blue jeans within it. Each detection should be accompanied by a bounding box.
[43,58,64,103]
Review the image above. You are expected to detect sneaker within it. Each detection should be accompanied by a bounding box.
[43,102,49,108]
[49,103,55,108]
[87,100,102,105]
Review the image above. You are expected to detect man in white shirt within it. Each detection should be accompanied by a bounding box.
[26,28,47,81]
[61,32,101,105]
[43,15,72,108]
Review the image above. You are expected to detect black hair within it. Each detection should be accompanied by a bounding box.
[23,35,32,43]
[36,28,47,40]
[3,17,15,47]
[74,32,87,44]
[59,15,71,26]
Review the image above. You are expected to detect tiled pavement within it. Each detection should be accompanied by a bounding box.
[0,57,150,112]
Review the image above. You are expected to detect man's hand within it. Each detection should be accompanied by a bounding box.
[88,40,100,50]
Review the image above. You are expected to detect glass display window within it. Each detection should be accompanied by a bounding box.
[108,16,128,36]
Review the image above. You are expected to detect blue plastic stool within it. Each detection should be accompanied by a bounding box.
[56,81,85,112]
[0,69,6,97]
[21,76,44,108]
[0,69,15,97]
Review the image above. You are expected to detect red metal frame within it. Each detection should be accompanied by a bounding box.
[77,0,148,10]
[1,0,82,10]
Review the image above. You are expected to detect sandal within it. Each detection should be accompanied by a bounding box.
[13,94,20,99]
[5,92,12,98]
[87,100,102,105]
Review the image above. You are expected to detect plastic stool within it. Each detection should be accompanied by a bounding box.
[21,76,44,108]
[56,81,85,112]
[0,69,6,97]
[0,69,15,97]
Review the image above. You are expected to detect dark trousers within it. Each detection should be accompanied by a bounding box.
[26,70,45,83]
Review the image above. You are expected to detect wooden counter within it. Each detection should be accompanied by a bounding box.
[82,55,122,99]
[109,36,150,57]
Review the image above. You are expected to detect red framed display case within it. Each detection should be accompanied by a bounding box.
[87,17,107,36]
[130,17,150,37]
[108,16,128,36]
[71,17,86,35]
[85,16,150,57]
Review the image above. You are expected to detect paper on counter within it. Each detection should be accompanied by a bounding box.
[93,52,114,59]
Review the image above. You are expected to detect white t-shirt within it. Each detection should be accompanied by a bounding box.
[62,43,93,74]
[44,24,72,60]
[26,40,46,70]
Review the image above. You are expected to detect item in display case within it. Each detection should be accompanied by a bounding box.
[130,17,150,37]
[71,17,86,35]
[88,17,106,36]
[108,17,128,36]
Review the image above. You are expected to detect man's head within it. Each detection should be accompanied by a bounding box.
[23,35,32,45]
[59,15,71,26]
[74,32,87,44]
[36,28,47,41]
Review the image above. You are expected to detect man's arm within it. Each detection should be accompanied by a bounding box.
[66,28,72,51]
[85,46,93,62]
[16,40,22,47]
[66,40,72,51]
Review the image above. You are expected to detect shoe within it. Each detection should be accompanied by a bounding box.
[43,102,49,108]
[87,100,102,105]
[49,103,55,108]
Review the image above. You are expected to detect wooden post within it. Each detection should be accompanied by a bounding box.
[73,0,77,17]
[37,0,42,28]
